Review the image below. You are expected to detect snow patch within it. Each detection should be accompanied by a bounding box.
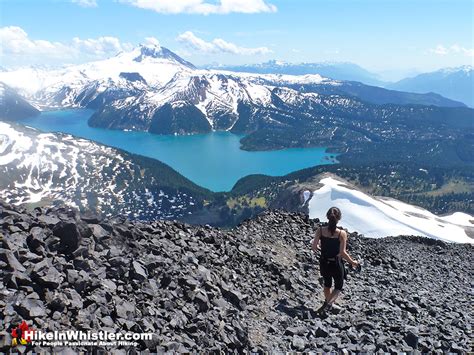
[308,177,473,244]
[0,122,33,165]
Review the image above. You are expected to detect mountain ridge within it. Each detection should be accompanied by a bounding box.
[207,60,386,86]
[0,45,466,117]
[306,174,473,243]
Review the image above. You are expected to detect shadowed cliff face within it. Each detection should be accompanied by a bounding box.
[0,83,40,121]
[0,202,471,352]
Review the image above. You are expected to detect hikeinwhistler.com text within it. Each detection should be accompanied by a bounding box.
[25,330,153,347]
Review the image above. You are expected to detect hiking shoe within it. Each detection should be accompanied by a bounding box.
[316,301,329,314]
[328,304,342,314]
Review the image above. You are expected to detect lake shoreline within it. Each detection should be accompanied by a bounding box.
[16,109,338,192]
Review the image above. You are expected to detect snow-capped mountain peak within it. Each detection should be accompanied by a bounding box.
[115,44,197,69]
[136,42,163,56]
[1,43,465,135]
[0,45,198,106]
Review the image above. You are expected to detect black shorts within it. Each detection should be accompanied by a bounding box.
[320,257,345,291]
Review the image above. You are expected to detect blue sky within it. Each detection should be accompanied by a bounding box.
[1,0,473,77]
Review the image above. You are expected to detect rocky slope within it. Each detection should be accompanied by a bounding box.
[0,203,471,352]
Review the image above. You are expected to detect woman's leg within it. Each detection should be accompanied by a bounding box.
[327,289,341,305]
[324,287,331,301]
[320,260,332,302]
[317,276,333,313]
[328,265,344,305]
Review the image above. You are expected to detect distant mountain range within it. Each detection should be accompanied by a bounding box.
[0,44,472,172]
[389,66,474,107]
[210,62,474,108]
[207,60,386,86]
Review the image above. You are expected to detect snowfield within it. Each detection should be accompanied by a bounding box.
[308,176,473,243]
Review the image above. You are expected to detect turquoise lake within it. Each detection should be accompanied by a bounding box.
[19,109,337,192]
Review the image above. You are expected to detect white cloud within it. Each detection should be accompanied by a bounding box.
[121,0,276,15]
[0,26,68,57]
[177,31,271,55]
[464,49,474,57]
[144,36,161,48]
[0,26,133,65]
[430,44,473,57]
[178,31,215,52]
[431,45,449,55]
[72,36,127,56]
[72,0,98,8]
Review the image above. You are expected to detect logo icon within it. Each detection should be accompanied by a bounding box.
[11,320,34,346]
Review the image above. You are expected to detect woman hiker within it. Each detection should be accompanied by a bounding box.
[312,206,359,315]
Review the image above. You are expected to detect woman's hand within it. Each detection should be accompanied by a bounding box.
[351,260,359,268]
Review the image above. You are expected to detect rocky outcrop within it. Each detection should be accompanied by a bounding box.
[0,201,471,352]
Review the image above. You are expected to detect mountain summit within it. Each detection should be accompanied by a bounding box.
[0,44,196,104]
[127,44,196,69]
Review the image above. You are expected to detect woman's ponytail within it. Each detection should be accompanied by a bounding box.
[326,207,341,235]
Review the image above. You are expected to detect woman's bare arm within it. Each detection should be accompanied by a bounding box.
[312,227,321,252]
[338,231,358,266]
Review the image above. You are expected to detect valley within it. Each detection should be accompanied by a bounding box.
[2,116,473,233]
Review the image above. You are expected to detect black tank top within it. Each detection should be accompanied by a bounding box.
[320,229,341,259]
